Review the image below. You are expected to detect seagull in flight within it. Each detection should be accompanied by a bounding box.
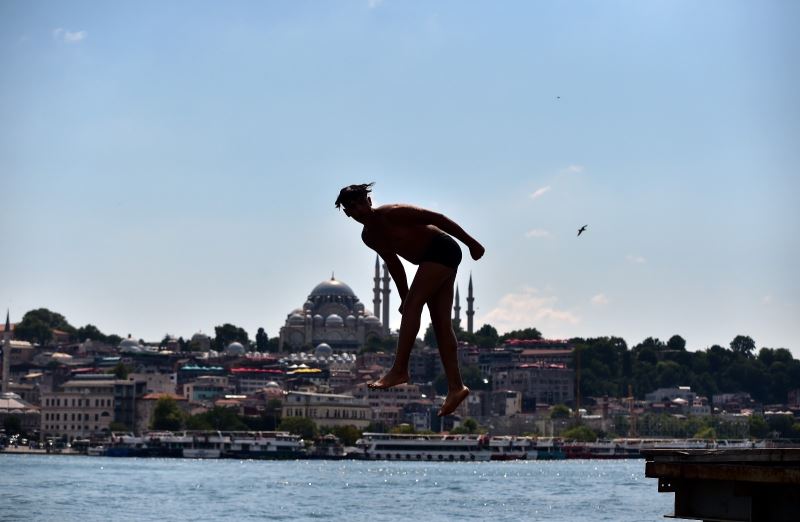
[577,225,588,236]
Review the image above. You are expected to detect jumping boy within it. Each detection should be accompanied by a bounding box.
[335,183,485,416]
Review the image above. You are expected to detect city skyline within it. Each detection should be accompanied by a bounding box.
[1,1,798,355]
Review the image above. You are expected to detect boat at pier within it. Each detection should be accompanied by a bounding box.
[106,431,305,459]
[355,432,492,461]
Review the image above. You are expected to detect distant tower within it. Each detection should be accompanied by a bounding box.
[2,310,10,394]
[466,273,475,334]
[373,255,381,319]
[381,263,391,334]
[453,285,461,329]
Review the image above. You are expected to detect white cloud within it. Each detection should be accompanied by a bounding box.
[591,293,610,305]
[368,0,384,8]
[53,28,87,43]
[530,186,551,200]
[525,229,550,238]
[626,255,646,264]
[560,164,584,175]
[480,287,579,334]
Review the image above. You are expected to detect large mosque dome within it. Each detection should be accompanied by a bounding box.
[309,277,356,298]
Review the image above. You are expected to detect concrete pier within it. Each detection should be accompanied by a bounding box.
[644,448,800,522]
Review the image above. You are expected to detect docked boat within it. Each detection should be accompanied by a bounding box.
[533,437,566,460]
[226,431,306,459]
[106,431,305,459]
[487,436,535,460]
[355,432,492,461]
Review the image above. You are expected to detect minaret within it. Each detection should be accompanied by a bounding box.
[2,310,10,394]
[453,285,461,329]
[381,263,391,334]
[373,255,381,319]
[466,273,475,334]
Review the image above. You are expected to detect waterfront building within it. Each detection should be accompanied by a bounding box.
[41,380,116,441]
[282,390,371,429]
[278,276,387,353]
[351,382,425,428]
[491,363,575,411]
[183,375,230,402]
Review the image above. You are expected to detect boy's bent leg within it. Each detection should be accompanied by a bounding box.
[428,272,470,416]
[369,263,452,390]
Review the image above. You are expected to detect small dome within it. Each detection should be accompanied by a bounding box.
[288,313,305,325]
[225,342,246,355]
[265,381,280,388]
[325,314,343,327]
[119,338,141,349]
[52,352,73,360]
[364,315,381,325]
[345,315,356,327]
[315,343,333,358]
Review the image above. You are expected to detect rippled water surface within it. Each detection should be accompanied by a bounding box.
[0,455,673,521]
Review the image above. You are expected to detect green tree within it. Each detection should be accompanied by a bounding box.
[151,397,184,431]
[74,324,107,343]
[550,404,571,419]
[278,417,318,439]
[14,316,53,347]
[500,327,543,342]
[328,425,362,446]
[730,335,756,357]
[450,418,479,434]
[694,426,716,440]
[106,334,122,347]
[749,415,769,439]
[474,324,499,348]
[3,415,22,436]
[561,425,597,442]
[213,323,250,351]
[188,407,248,431]
[112,362,130,380]
[667,335,687,351]
[256,328,269,352]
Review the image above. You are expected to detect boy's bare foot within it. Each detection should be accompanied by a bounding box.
[368,369,409,389]
[438,386,470,417]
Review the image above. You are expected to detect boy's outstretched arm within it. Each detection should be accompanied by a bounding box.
[385,205,485,260]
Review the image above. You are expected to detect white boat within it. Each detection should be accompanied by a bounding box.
[226,431,305,459]
[488,436,535,460]
[86,445,106,456]
[355,432,492,461]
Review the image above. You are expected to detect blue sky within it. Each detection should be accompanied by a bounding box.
[2,1,798,355]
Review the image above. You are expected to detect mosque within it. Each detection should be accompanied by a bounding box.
[278,257,476,353]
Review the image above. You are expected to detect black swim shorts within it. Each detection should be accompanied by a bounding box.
[418,233,462,270]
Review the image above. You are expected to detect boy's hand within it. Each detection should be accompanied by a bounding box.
[469,241,485,261]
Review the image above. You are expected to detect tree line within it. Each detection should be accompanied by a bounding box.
[571,334,800,404]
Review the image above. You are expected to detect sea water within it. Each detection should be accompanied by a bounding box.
[0,455,673,521]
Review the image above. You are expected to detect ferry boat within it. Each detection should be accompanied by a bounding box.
[106,431,305,459]
[533,437,566,460]
[182,432,226,459]
[487,436,536,460]
[355,432,492,461]
[226,431,306,459]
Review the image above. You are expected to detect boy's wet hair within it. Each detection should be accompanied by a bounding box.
[335,183,375,209]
